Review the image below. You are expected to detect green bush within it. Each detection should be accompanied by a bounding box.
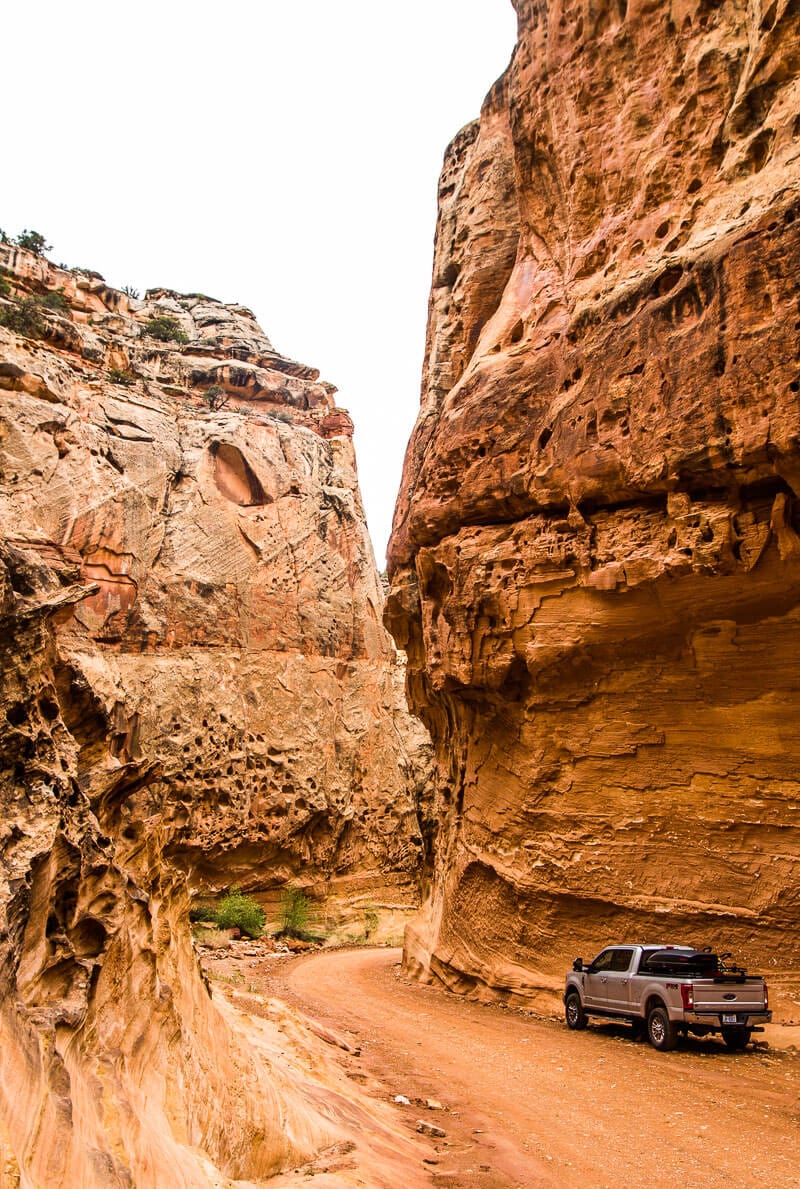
[0,276,10,299]
[214,887,265,938]
[364,904,379,939]
[42,289,69,312]
[277,888,315,940]
[189,902,219,925]
[122,285,140,299]
[15,229,51,256]
[0,298,45,338]
[144,315,189,344]
[108,367,136,386]
[203,384,229,411]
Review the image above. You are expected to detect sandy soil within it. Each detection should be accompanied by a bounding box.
[206,945,800,1188]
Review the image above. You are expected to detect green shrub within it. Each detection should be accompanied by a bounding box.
[0,228,9,244]
[144,315,189,344]
[364,904,379,939]
[203,384,229,411]
[214,887,265,938]
[0,298,45,338]
[108,367,136,386]
[42,289,69,312]
[0,276,10,298]
[189,902,219,925]
[15,229,51,256]
[122,285,140,299]
[277,888,315,940]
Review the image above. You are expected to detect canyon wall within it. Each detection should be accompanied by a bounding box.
[387,0,800,1017]
[0,245,431,1183]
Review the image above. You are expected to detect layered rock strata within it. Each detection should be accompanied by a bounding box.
[0,246,431,1182]
[388,0,800,1018]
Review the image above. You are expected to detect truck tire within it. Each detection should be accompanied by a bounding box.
[721,1026,752,1051]
[565,991,588,1030]
[647,1004,678,1051]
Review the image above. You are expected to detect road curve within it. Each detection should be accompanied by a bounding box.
[268,947,800,1189]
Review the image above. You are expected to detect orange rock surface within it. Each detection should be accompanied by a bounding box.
[0,247,432,1183]
[387,0,800,1018]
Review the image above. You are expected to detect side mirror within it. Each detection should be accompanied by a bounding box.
[573,957,584,972]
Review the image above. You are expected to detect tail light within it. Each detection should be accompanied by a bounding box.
[680,984,694,1010]
[764,983,769,1010]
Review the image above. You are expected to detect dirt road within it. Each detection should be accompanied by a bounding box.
[264,947,800,1189]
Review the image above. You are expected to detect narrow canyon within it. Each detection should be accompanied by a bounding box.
[2,0,800,1185]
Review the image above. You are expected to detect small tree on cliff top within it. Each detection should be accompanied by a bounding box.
[15,229,52,256]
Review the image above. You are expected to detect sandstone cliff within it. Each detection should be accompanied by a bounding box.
[0,244,431,1183]
[388,0,800,1019]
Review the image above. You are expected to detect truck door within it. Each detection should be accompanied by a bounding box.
[584,948,635,1012]
[603,948,636,1011]
[583,948,616,1008]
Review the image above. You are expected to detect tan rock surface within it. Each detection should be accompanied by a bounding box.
[387,0,800,1018]
[0,248,432,1183]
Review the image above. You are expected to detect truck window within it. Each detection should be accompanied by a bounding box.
[608,948,634,972]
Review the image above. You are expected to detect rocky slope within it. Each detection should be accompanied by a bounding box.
[0,243,432,1183]
[387,0,800,1019]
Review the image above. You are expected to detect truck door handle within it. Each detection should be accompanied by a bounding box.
[600,976,607,982]
[622,979,628,985]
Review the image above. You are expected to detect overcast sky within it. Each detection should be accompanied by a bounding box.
[3,2,516,563]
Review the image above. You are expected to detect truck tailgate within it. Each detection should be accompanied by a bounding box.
[691,979,767,1012]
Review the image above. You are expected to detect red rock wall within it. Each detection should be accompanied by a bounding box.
[0,251,432,1183]
[387,0,800,1017]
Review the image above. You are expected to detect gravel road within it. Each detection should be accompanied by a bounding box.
[264,946,800,1188]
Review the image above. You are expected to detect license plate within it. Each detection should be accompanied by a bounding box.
[722,1013,738,1025]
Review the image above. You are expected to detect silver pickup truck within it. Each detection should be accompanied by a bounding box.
[564,944,771,1051]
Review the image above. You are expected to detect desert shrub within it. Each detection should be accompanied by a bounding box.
[189,902,219,925]
[0,298,44,338]
[0,228,9,244]
[363,904,379,939]
[0,276,10,298]
[203,384,229,411]
[144,315,189,343]
[41,289,69,312]
[108,367,136,386]
[276,888,316,940]
[214,887,265,938]
[122,285,140,299]
[15,229,51,256]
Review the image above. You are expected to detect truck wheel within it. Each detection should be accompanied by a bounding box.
[721,1026,752,1051]
[647,1005,678,1051]
[565,991,587,1030]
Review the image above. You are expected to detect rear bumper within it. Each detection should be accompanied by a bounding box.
[683,1011,772,1027]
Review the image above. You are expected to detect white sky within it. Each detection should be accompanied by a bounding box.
[3,2,517,564]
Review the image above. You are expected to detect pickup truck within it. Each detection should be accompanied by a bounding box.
[564,944,771,1051]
